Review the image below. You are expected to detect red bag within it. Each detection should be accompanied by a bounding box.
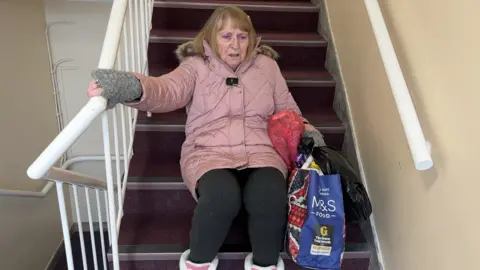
[268,110,305,171]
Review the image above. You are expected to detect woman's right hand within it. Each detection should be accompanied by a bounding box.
[88,69,143,108]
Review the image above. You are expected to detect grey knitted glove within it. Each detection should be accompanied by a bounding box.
[91,69,143,108]
[304,129,326,147]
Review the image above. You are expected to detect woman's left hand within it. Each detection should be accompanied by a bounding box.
[304,124,326,147]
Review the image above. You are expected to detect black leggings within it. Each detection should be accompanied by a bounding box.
[188,167,287,267]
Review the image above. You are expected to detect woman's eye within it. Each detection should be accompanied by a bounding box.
[222,34,232,40]
[238,34,248,40]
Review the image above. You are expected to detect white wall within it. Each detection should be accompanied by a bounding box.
[44,0,126,222]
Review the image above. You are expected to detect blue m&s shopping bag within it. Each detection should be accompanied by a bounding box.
[285,164,345,269]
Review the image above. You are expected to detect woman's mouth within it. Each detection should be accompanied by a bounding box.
[229,53,240,57]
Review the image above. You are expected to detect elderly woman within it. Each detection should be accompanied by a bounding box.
[88,5,325,270]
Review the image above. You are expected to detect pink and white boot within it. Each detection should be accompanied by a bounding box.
[179,249,219,270]
[244,253,285,270]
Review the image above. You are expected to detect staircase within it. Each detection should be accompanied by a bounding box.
[112,0,373,269]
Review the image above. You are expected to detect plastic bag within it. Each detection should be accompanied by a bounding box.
[267,110,305,170]
[312,146,372,223]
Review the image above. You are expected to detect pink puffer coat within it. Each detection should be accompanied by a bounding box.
[128,39,305,198]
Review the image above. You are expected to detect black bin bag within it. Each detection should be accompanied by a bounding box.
[311,146,373,223]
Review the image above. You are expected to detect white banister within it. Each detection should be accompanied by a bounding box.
[364,0,433,170]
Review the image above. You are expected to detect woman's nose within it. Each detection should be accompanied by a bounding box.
[230,37,239,49]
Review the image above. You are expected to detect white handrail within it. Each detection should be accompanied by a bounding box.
[364,0,433,170]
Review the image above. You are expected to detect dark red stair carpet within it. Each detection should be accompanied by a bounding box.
[110,0,374,268]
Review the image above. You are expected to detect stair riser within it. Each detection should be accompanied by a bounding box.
[117,258,370,270]
[152,8,319,33]
[148,42,327,71]
[131,130,344,160]
[129,150,181,178]
[290,86,335,112]
[133,130,184,160]
[124,188,196,216]
[122,189,366,244]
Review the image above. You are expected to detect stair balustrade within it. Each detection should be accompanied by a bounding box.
[26,0,154,269]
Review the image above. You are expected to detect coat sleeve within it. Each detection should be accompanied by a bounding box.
[124,57,198,113]
[272,61,310,124]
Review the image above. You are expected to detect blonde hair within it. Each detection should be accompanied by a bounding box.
[191,5,257,60]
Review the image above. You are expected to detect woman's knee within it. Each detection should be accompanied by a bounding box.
[243,167,287,216]
[196,169,242,218]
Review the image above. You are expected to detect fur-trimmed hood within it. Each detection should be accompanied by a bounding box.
[174,40,279,63]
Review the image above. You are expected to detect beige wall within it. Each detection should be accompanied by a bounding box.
[325,0,480,269]
[0,0,66,269]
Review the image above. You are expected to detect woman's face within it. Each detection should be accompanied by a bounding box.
[216,19,249,70]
